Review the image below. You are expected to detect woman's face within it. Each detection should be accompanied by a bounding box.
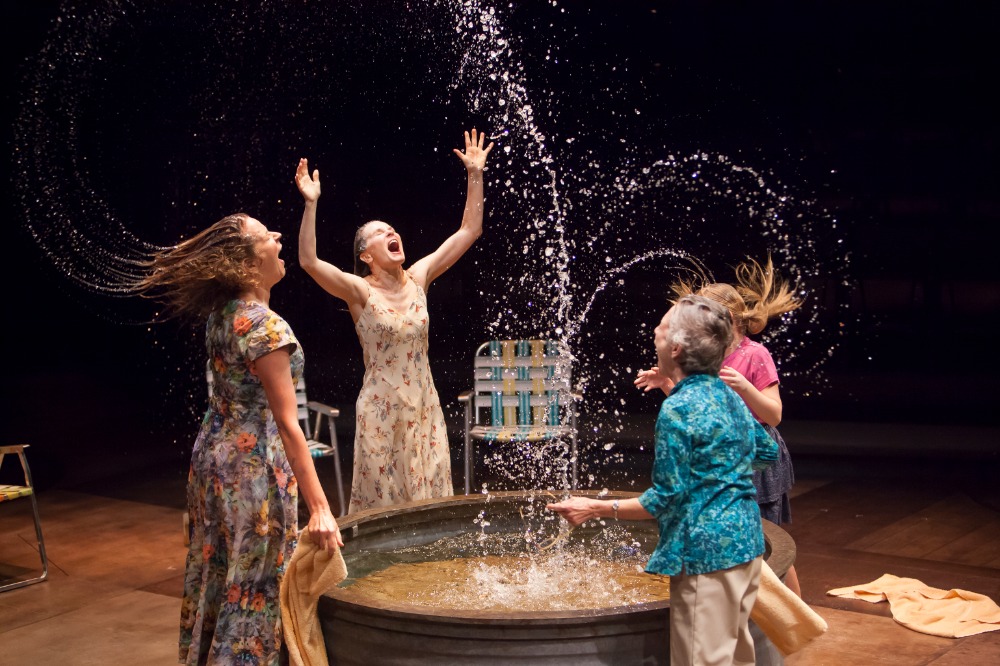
[360,221,405,270]
[244,217,285,287]
[654,308,678,377]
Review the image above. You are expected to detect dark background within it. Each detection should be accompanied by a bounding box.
[4,1,998,494]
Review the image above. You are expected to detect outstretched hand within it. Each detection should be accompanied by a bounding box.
[453,128,494,173]
[547,497,600,527]
[634,366,675,394]
[295,158,321,203]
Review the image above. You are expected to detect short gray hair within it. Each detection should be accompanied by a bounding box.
[664,295,733,375]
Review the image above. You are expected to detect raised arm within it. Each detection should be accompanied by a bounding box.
[295,158,368,309]
[409,129,494,289]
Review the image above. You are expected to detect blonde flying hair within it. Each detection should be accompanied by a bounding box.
[671,256,802,335]
[135,213,260,320]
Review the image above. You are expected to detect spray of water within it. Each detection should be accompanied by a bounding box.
[441,1,850,489]
[13,0,852,490]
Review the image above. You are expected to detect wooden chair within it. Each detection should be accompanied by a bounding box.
[205,365,347,515]
[457,340,580,494]
[0,444,49,592]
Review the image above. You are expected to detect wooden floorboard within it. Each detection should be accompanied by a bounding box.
[785,481,946,548]
[923,522,1000,570]
[847,493,1000,567]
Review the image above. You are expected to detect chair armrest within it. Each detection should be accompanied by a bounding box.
[458,390,473,403]
[306,401,340,418]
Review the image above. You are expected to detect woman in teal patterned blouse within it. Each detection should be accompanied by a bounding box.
[138,213,343,665]
[548,295,777,666]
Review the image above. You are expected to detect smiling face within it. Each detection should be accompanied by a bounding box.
[358,220,405,272]
[243,216,285,288]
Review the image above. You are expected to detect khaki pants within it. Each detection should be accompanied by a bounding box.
[669,557,763,666]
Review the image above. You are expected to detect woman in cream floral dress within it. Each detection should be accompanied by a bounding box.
[138,213,341,665]
[296,129,493,512]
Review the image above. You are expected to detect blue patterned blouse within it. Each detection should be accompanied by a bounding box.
[638,373,778,575]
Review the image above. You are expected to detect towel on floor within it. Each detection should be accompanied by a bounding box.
[750,559,828,655]
[828,573,1000,638]
[280,528,349,666]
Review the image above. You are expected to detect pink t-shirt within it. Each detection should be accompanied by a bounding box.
[723,336,779,423]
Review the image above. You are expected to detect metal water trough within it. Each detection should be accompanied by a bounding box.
[319,491,795,665]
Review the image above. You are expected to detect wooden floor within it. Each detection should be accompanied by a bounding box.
[1,447,999,664]
[782,468,1000,665]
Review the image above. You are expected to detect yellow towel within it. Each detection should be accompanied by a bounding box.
[828,573,1000,638]
[279,528,349,666]
[750,559,828,655]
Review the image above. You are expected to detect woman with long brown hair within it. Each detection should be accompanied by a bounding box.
[138,213,341,665]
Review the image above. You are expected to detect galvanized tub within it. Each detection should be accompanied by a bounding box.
[319,491,795,665]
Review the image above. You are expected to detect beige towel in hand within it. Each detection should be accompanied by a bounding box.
[279,528,349,666]
[828,573,1000,638]
[751,559,828,655]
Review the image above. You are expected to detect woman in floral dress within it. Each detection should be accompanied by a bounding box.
[296,129,493,512]
[138,213,342,665]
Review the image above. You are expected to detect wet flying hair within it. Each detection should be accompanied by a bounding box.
[352,221,377,278]
[135,213,259,320]
[665,295,733,376]
[670,255,802,335]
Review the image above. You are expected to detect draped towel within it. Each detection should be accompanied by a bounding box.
[279,528,349,666]
[751,559,828,655]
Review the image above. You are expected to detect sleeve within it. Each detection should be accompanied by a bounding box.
[237,307,298,362]
[751,420,779,470]
[749,343,780,391]
[638,401,688,517]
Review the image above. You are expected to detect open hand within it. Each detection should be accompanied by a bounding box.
[634,366,674,394]
[453,128,494,173]
[295,158,321,203]
[547,497,601,527]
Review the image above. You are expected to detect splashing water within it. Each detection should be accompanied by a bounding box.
[337,519,665,612]
[13,1,851,488]
[443,1,850,488]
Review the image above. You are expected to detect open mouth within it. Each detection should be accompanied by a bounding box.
[388,238,401,252]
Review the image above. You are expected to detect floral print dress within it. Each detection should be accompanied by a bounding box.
[349,281,453,513]
[179,300,301,665]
